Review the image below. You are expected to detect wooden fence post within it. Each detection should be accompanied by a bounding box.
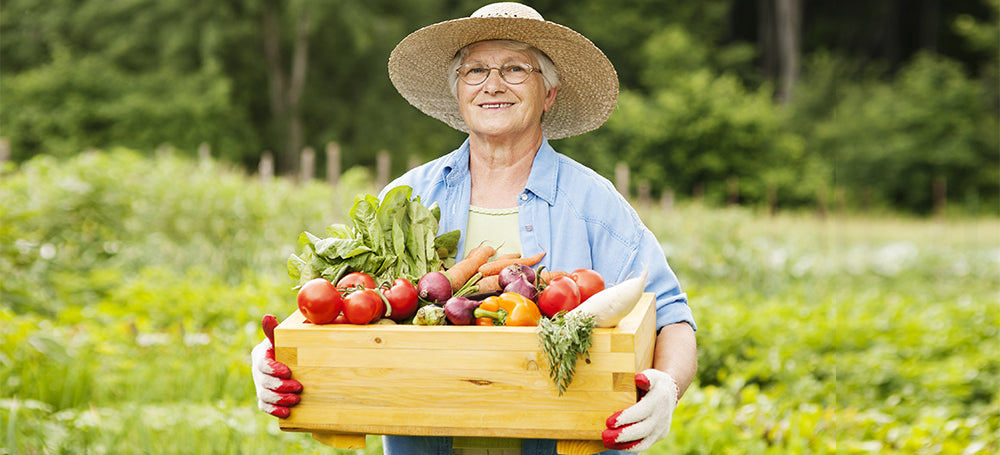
[326,142,341,187]
[300,147,315,182]
[376,150,391,191]
[614,162,630,198]
[727,175,739,207]
[0,138,9,180]
[933,176,947,218]
[692,183,704,204]
[835,186,847,216]
[766,184,777,216]
[198,142,211,168]
[259,151,275,183]
[637,181,652,207]
[660,188,675,214]
[816,184,828,219]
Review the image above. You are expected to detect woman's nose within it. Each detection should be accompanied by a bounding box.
[481,70,506,93]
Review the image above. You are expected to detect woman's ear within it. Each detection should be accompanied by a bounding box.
[543,86,559,111]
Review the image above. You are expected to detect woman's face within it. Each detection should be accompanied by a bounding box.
[456,41,557,140]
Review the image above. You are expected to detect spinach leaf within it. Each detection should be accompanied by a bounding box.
[286,185,462,287]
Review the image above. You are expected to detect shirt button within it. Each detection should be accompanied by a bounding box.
[520,193,528,201]
[524,225,533,231]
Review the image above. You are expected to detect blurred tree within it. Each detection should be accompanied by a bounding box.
[1,0,996,213]
[0,0,260,162]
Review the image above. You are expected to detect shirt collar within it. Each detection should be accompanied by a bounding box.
[524,138,558,206]
[442,139,472,186]
[444,137,557,205]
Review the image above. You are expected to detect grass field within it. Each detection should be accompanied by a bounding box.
[2,150,997,454]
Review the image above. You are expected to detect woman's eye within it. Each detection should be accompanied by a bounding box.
[467,67,486,74]
[505,65,526,73]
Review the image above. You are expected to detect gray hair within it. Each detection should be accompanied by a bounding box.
[448,40,560,98]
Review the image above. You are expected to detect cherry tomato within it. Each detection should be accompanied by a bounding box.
[343,288,386,324]
[537,275,581,318]
[296,278,344,324]
[382,278,418,322]
[570,268,605,302]
[337,272,376,290]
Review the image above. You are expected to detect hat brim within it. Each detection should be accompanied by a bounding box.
[388,16,619,140]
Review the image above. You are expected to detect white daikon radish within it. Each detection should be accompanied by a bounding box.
[566,269,647,327]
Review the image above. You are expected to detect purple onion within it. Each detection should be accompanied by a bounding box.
[503,275,538,301]
[417,271,452,305]
[498,263,537,289]
[444,296,480,325]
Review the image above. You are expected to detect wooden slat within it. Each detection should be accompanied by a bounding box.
[274,293,656,442]
[286,366,627,394]
[281,404,615,439]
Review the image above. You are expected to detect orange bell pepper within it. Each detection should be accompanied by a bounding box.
[474,293,541,326]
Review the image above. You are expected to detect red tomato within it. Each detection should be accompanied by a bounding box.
[537,275,581,318]
[343,288,385,324]
[337,272,376,290]
[382,278,418,322]
[296,278,344,324]
[570,268,605,302]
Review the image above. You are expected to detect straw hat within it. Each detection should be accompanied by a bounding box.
[388,2,619,140]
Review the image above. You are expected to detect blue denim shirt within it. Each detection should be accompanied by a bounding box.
[378,138,695,454]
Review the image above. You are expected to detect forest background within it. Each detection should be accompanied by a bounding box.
[2,0,998,215]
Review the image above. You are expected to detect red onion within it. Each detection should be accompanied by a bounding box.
[417,271,452,305]
[498,263,537,289]
[503,275,538,301]
[444,296,480,325]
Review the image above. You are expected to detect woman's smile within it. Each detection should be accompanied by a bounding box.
[479,102,515,109]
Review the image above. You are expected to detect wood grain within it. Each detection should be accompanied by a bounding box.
[274,293,656,448]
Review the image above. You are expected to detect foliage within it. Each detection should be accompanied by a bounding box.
[562,25,812,207]
[788,51,999,214]
[2,152,997,454]
[287,185,461,287]
[0,0,260,163]
[0,148,348,316]
[2,1,997,215]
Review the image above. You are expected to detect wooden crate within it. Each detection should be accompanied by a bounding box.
[274,292,656,454]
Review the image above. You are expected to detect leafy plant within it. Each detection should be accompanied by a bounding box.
[287,185,460,287]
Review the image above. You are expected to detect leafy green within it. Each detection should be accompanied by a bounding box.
[537,312,597,395]
[286,185,460,287]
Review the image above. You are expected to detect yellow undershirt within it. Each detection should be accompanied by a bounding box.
[463,205,521,260]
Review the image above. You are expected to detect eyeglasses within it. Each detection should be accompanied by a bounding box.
[456,62,541,85]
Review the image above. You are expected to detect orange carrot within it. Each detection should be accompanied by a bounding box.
[478,251,546,276]
[495,252,521,261]
[446,243,496,293]
[474,274,501,293]
[539,270,569,282]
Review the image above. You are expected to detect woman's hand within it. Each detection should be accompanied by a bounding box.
[250,315,302,418]
[601,369,679,452]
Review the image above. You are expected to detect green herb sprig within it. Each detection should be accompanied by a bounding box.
[537,311,597,395]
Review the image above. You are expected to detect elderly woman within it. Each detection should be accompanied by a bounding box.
[252,3,697,454]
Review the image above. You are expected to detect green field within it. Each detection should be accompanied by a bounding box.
[2,150,997,454]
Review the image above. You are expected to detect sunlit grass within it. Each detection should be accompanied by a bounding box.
[1,151,997,454]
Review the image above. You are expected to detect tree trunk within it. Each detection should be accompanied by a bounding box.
[774,0,801,104]
[758,0,777,81]
[261,1,311,175]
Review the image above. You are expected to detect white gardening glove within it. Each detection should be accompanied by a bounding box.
[602,369,679,452]
[251,314,302,418]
